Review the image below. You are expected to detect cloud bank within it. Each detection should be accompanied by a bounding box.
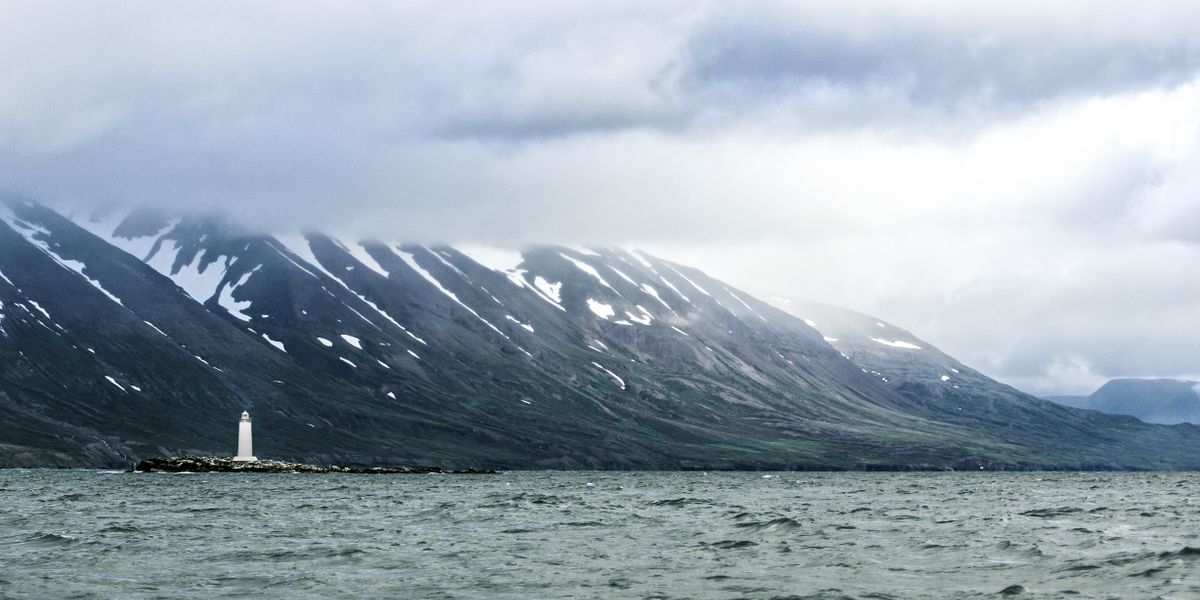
[2,1,1199,393]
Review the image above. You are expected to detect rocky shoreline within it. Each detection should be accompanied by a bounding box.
[133,456,495,474]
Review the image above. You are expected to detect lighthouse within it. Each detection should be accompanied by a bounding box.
[234,411,257,461]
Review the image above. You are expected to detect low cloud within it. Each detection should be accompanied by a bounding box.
[684,3,1200,131]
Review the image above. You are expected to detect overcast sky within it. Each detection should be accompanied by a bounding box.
[3,1,1199,395]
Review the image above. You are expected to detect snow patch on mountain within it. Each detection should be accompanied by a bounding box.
[79,210,177,263]
[587,299,615,319]
[870,337,922,350]
[262,333,286,353]
[727,289,754,311]
[457,246,550,302]
[104,376,126,392]
[533,276,563,304]
[565,244,600,257]
[560,253,619,295]
[340,301,383,332]
[216,265,259,322]
[608,265,638,286]
[27,300,51,321]
[55,256,124,306]
[505,315,534,333]
[640,284,674,312]
[268,238,322,280]
[2,214,127,307]
[396,248,511,341]
[591,362,626,390]
[147,243,227,304]
[345,242,390,278]
[725,288,766,322]
[340,334,362,349]
[423,246,471,280]
[142,321,169,337]
[280,236,428,345]
[664,264,712,298]
[626,305,653,325]
[457,246,524,274]
[630,250,654,269]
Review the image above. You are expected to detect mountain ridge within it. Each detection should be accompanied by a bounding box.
[3,199,1200,470]
[1046,378,1200,425]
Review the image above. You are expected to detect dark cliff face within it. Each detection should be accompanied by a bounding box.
[2,199,1200,470]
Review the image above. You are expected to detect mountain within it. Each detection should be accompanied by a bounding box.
[3,198,1200,470]
[762,298,1200,468]
[1045,379,1200,425]
[1042,395,1091,410]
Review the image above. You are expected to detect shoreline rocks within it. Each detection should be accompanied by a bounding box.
[133,456,495,474]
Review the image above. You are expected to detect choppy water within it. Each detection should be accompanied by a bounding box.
[1,471,1199,599]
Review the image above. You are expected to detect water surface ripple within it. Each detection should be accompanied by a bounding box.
[1,471,1198,598]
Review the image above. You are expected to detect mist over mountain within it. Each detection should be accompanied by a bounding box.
[3,198,1199,470]
[1047,379,1200,425]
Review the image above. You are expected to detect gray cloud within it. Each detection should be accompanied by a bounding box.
[5,2,1200,155]
[684,8,1200,126]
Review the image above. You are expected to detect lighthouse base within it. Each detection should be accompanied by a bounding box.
[232,455,258,462]
[134,456,496,474]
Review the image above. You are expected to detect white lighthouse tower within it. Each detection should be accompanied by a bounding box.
[234,411,257,461]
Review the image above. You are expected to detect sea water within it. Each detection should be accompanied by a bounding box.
[1,470,1197,598]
